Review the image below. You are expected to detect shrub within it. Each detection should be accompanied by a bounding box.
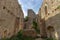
[33,21,40,34]
[2,30,35,40]
[24,16,28,22]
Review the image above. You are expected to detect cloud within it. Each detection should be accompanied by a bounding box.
[18,0,43,17]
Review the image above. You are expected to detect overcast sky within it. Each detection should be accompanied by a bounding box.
[18,0,43,17]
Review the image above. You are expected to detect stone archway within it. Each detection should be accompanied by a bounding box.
[47,26,55,38]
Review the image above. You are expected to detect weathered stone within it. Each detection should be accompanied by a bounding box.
[24,9,36,29]
[38,0,60,40]
[23,29,37,38]
[0,0,24,38]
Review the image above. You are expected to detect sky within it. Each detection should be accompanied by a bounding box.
[18,0,43,17]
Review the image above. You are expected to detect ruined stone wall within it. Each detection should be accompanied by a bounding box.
[0,0,24,38]
[45,0,60,40]
[38,0,60,39]
[27,9,36,29]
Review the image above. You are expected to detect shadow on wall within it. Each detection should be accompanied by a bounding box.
[45,13,60,40]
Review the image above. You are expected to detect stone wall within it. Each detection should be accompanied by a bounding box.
[0,0,24,38]
[38,0,60,40]
[26,9,36,29]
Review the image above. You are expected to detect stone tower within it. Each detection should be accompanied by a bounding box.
[38,0,60,40]
[27,9,36,29]
[0,0,24,38]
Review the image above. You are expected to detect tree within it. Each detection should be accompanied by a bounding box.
[24,16,28,22]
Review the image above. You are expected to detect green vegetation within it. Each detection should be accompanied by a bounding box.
[1,38,10,40]
[33,21,40,34]
[56,5,60,9]
[24,16,28,22]
[1,30,35,40]
[24,16,40,34]
[1,32,56,40]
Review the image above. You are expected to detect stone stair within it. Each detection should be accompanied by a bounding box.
[35,38,43,40]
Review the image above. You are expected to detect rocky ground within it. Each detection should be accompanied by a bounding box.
[35,38,43,40]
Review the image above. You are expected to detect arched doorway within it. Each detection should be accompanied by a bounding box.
[47,26,55,38]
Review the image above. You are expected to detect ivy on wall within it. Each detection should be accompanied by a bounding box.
[24,16,28,22]
[32,21,40,34]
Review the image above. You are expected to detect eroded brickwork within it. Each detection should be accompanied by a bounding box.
[38,0,60,40]
[0,0,24,38]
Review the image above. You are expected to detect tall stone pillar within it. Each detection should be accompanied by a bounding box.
[38,0,47,38]
[27,9,36,29]
[38,9,47,38]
